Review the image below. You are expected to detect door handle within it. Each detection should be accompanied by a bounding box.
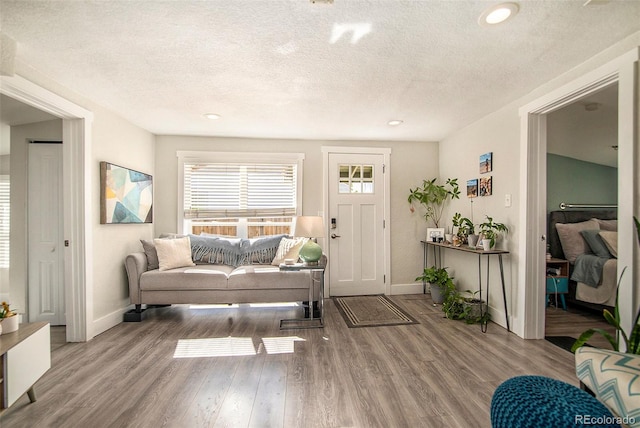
[331,234,341,239]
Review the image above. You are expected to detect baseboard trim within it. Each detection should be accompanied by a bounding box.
[391,283,424,295]
[92,305,132,336]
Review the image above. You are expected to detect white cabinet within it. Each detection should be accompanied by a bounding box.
[0,322,51,409]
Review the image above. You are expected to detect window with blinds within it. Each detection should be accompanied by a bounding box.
[178,152,304,237]
[0,175,9,269]
[184,163,298,219]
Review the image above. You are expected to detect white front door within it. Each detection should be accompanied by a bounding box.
[28,142,65,325]
[328,152,386,296]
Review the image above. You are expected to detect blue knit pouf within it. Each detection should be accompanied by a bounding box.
[491,376,621,428]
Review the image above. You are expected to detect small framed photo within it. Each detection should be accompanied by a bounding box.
[480,152,493,174]
[480,176,492,196]
[467,179,478,198]
[426,227,445,243]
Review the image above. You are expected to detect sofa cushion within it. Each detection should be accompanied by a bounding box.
[227,265,310,290]
[154,236,196,271]
[140,264,234,290]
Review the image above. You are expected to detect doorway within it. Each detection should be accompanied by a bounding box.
[322,147,391,297]
[543,84,618,344]
[518,49,638,339]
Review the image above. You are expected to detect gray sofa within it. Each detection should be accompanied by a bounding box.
[124,235,325,321]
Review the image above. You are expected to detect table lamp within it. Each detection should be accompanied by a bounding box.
[292,216,324,265]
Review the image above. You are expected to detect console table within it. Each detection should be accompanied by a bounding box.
[0,322,51,410]
[421,241,510,332]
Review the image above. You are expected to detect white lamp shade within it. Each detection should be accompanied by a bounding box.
[292,216,324,238]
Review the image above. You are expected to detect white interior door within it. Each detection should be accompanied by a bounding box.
[328,153,385,296]
[28,142,65,325]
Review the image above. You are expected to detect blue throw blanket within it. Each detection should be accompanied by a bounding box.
[189,234,286,267]
[571,254,608,288]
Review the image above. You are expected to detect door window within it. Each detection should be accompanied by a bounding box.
[339,164,374,194]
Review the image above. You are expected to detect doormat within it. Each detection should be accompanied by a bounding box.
[545,336,592,353]
[333,295,419,328]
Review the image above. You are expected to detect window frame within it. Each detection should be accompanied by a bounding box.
[177,151,304,237]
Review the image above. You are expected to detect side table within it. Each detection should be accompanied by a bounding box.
[546,258,569,310]
[279,263,325,329]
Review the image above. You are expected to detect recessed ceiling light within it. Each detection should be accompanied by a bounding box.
[479,3,519,26]
[204,113,221,120]
[387,119,403,126]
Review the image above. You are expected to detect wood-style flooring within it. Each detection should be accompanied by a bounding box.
[2,295,581,428]
[545,304,616,349]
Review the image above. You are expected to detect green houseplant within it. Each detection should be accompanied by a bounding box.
[416,266,455,304]
[478,216,508,250]
[571,217,640,353]
[408,178,460,228]
[452,212,475,243]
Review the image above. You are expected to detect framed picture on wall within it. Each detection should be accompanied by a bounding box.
[480,176,492,196]
[467,179,478,198]
[100,161,153,224]
[480,152,493,174]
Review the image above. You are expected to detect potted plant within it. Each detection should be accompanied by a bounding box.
[452,212,477,246]
[478,216,509,250]
[416,266,454,304]
[0,301,18,335]
[408,178,460,228]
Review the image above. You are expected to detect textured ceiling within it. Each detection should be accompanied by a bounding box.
[1,0,639,142]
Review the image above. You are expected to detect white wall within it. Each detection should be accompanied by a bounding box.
[10,63,156,337]
[154,136,438,288]
[439,32,640,336]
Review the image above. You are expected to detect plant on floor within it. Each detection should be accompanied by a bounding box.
[442,289,491,325]
[416,266,455,304]
[571,217,640,354]
[478,216,508,248]
[408,178,460,228]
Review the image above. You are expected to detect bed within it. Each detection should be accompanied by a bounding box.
[547,210,618,310]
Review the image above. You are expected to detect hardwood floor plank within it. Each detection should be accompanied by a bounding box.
[1,297,601,428]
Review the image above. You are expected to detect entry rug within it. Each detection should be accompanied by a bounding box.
[333,295,419,328]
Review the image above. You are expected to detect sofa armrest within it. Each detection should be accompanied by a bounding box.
[125,252,148,305]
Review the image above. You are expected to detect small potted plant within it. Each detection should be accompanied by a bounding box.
[0,301,18,334]
[452,213,477,247]
[415,266,454,304]
[478,216,509,250]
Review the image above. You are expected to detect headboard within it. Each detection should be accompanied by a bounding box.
[547,210,617,260]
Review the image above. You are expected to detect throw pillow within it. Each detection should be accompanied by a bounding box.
[555,219,600,263]
[245,234,286,264]
[599,231,618,258]
[271,237,308,266]
[140,239,160,270]
[580,229,611,259]
[154,236,195,271]
[594,218,617,232]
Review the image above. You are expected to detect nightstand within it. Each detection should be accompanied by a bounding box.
[546,258,569,310]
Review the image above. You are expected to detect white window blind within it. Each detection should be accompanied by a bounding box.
[0,175,9,269]
[184,162,298,219]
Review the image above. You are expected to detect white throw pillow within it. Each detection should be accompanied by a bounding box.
[154,236,195,271]
[271,237,308,266]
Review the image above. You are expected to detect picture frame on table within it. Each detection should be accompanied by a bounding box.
[426,227,445,243]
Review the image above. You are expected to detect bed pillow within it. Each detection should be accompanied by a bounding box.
[271,237,308,266]
[594,218,617,231]
[154,236,195,271]
[580,229,611,258]
[599,231,618,258]
[555,219,600,263]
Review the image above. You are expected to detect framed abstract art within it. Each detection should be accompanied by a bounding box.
[100,161,153,224]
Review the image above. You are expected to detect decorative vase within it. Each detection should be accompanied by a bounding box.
[430,283,445,304]
[481,239,492,251]
[445,233,453,244]
[467,234,479,248]
[0,315,19,334]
